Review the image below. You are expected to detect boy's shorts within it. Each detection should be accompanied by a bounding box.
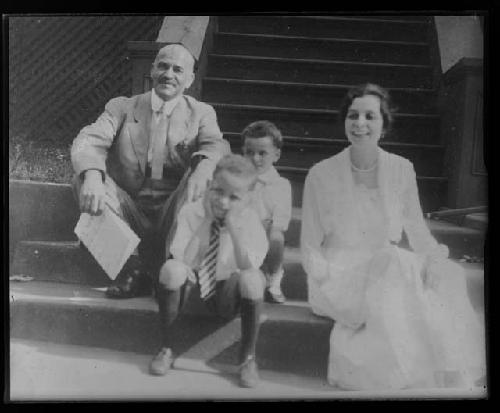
[178,270,265,320]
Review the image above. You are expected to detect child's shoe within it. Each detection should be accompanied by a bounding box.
[264,269,285,304]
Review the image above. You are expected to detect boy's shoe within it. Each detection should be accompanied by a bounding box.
[239,355,260,388]
[264,287,285,304]
[149,347,174,376]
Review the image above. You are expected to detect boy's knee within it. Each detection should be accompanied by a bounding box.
[158,259,189,290]
[238,269,265,300]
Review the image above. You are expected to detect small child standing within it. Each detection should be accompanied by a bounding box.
[241,121,292,304]
[149,154,268,388]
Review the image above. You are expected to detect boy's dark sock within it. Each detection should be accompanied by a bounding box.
[263,238,285,275]
[157,286,182,349]
[239,298,263,362]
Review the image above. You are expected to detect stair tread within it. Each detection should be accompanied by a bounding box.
[13,238,301,259]
[9,280,330,325]
[222,15,429,25]
[15,214,484,250]
[225,132,445,149]
[211,102,439,119]
[209,53,432,69]
[282,15,430,25]
[217,31,428,46]
[277,165,448,181]
[205,77,437,93]
[463,213,488,232]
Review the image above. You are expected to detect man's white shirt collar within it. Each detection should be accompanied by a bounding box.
[151,89,181,116]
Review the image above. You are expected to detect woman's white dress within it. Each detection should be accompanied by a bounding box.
[301,147,485,390]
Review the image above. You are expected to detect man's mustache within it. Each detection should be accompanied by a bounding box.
[158,76,175,84]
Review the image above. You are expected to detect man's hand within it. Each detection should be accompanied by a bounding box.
[187,159,215,202]
[79,169,106,216]
[202,190,214,221]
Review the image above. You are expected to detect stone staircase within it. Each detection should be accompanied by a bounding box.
[10,184,485,384]
[9,15,486,388]
[204,15,445,211]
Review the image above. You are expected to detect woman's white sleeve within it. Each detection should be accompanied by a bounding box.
[300,171,329,283]
[402,163,449,259]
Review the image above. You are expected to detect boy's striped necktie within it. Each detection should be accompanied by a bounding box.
[198,220,221,301]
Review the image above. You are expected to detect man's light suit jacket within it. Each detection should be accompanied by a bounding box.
[71,91,229,196]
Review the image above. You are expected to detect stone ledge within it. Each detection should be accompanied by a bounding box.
[10,281,332,378]
[9,180,79,263]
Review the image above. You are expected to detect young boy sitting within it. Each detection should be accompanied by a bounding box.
[241,121,292,304]
[149,154,269,388]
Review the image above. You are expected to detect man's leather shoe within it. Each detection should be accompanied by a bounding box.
[149,348,174,376]
[239,355,260,388]
[105,257,151,299]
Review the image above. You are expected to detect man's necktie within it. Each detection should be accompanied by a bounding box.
[150,104,168,179]
[198,220,221,301]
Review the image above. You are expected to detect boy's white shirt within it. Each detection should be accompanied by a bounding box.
[170,198,269,282]
[251,166,292,232]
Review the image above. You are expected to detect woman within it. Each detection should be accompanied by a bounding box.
[300,83,485,390]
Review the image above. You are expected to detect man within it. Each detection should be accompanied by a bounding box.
[71,43,230,298]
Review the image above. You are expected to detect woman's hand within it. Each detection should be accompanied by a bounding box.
[421,245,450,289]
[421,255,444,290]
[304,246,329,284]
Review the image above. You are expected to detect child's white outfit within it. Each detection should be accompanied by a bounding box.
[251,166,292,298]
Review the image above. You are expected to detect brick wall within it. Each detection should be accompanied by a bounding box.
[9,15,164,144]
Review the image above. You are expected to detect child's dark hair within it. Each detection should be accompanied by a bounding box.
[213,154,258,183]
[241,120,283,149]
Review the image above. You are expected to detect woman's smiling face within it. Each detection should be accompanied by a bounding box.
[345,94,385,148]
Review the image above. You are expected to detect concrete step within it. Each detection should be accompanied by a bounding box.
[9,339,335,400]
[9,180,79,263]
[212,102,440,144]
[12,215,485,304]
[11,240,110,287]
[10,239,305,300]
[347,15,431,22]
[9,240,307,301]
[207,54,434,89]
[9,256,485,382]
[9,281,332,379]
[423,219,486,259]
[226,133,446,177]
[213,32,431,65]
[464,213,488,232]
[204,78,438,114]
[217,16,430,43]
[14,338,485,400]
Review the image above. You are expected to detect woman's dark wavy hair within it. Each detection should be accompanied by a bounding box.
[339,83,397,135]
